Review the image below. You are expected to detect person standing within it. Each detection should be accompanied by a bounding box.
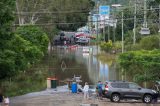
[97,81,103,100]
[0,93,4,106]
[83,82,89,100]
[4,96,9,106]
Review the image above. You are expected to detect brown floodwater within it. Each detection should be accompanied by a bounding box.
[46,46,121,86]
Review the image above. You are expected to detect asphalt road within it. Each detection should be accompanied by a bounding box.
[10,87,160,106]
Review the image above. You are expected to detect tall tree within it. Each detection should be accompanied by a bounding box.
[0,0,15,49]
[15,0,94,31]
[0,0,16,79]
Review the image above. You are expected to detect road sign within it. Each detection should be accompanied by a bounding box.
[99,6,110,15]
[139,27,150,35]
[92,15,97,22]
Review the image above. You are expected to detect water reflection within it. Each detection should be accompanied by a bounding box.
[48,46,120,85]
[3,45,121,96]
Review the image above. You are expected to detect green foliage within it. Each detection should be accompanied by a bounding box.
[114,8,134,41]
[112,41,122,52]
[0,50,16,79]
[3,67,48,97]
[55,0,94,31]
[0,0,16,49]
[10,35,30,71]
[140,35,160,50]
[148,23,159,35]
[16,0,94,31]
[100,40,113,52]
[16,25,49,53]
[46,26,60,41]
[11,35,43,70]
[0,0,16,79]
[0,32,46,80]
[118,50,160,82]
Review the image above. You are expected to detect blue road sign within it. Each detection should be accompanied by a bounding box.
[92,15,97,22]
[99,6,110,15]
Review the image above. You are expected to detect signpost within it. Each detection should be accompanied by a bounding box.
[99,5,110,41]
[99,6,110,16]
[93,14,100,40]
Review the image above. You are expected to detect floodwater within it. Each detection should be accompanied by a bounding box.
[47,45,120,85]
[1,45,123,96]
[1,45,154,97]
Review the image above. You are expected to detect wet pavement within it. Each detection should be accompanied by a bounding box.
[10,86,160,106]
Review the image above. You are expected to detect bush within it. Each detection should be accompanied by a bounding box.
[140,35,160,50]
[100,40,113,52]
[112,41,122,52]
[16,25,49,53]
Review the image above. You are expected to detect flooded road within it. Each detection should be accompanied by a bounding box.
[3,45,121,96]
[7,45,160,106]
[47,45,120,85]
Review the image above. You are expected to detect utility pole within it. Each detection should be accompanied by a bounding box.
[113,25,116,42]
[96,16,99,43]
[103,16,105,41]
[158,4,160,33]
[96,0,100,44]
[143,0,147,28]
[133,0,137,45]
[108,24,110,41]
[122,11,124,53]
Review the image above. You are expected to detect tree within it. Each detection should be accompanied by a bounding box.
[0,0,15,50]
[11,34,43,71]
[15,0,94,31]
[16,25,49,54]
[0,0,16,79]
[118,50,160,82]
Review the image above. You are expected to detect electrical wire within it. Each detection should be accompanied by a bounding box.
[12,17,160,27]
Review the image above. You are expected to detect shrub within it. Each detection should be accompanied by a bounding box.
[140,35,160,50]
[100,40,113,52]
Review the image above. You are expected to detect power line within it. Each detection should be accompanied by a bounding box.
[14,7,160,15]
[13,18,159,27]
[14,10,91,14]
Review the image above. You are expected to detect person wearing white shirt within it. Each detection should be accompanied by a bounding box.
[83,82,89,99]
[4,97,9,106]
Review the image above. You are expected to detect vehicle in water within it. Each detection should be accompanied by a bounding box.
[76,38,89,45]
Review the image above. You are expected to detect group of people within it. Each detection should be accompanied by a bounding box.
[79,81,103,100]
[0,93,9,106]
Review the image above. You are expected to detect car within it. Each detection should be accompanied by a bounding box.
[76,38,89,45]
[102,80,159,103]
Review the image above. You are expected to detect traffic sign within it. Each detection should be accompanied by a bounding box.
[92,15,97,22]
[99,6,110,15]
